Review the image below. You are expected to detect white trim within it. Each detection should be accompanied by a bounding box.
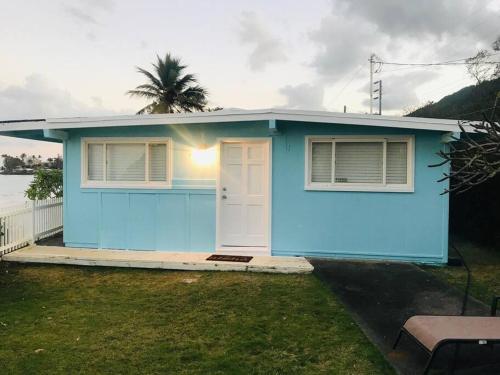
[304,135,415,193]
[215,137,272,255]
[80,137,173,189]
[0,108,476,133]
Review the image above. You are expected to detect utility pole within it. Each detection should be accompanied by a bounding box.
[369,54,382,115]
[373,80,382,115]
[379,80,382,115]
[369,54,375,114]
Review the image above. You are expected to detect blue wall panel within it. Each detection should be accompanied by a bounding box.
[155,194,188,250]
[62,120,449,263]
[128,194,157,250]
[189,193,216,251]
[64,191,99,247]
[101,193,129,249]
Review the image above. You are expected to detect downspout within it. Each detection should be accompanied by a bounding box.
[440,131,458,264]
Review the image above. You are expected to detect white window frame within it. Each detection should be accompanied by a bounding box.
[304,135,414,192]
[81,137,173,189]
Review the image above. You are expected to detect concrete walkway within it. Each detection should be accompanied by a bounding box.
[2,245,313,274]
[311,259,500,375]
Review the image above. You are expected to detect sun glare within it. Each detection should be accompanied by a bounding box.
[191,146,216,166]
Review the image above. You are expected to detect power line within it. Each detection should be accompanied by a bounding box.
[376,52,500,68]
[331,65,363,106]
[381,60,499,67]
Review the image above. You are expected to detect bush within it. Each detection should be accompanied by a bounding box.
[25,169,63,200]
[450,174,500,247]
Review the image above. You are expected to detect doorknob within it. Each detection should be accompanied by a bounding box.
[222,195,227,199]
[222,187,227,191]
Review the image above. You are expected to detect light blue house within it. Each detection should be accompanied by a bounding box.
[0,109,462,263]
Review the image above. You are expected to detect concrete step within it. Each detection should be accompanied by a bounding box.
[2,245,314,274]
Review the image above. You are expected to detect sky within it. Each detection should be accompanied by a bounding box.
[0,0,499,158]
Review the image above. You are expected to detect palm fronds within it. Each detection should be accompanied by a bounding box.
[127,53,209,114]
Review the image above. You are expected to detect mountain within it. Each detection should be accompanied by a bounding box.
[407,77,500,121]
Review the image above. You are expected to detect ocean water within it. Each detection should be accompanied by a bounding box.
[0,175,34,209]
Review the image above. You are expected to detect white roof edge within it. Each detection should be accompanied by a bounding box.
[0,108,476,132]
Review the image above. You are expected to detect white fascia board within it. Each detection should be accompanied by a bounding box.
[0,108,476,133]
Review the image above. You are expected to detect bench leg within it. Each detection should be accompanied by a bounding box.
[393,329,404,350]
[451,343,461,374]
[423,346,440,375]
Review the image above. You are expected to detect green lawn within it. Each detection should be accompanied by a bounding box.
[0,263,393,375]
[424,237,500,306]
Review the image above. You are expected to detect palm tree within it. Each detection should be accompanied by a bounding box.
[127,53,208,114]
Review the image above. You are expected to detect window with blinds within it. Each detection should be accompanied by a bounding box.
[87,144,104,181]
[83,138,171,187]
[335,142,383,184]
[307,136,412,191]
[107,144,146,181]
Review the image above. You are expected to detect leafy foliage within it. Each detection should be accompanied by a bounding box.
[431,115,500,194]
[465,36,500,84]
[25,169,63,200]
[128,53,208,114]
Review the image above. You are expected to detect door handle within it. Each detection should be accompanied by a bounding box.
[222,195,227,199]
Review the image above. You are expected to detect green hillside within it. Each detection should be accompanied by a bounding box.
[407,77,500,120]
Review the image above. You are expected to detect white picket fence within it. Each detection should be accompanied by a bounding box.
[0,197,63,256]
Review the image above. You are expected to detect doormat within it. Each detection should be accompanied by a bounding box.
[206,254,253,263]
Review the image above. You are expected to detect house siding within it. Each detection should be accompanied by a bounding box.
[62,120,449,263]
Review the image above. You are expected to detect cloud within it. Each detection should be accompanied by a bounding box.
[279,83,325,110]
[339,0,497,40]
[64,6,99,25]
[361,71,439,112]
[0,73,124,159]
[63,0,114,27]
[310,11,379,80]
[0,74,122,120]
[309,0,500,80]
[238,12,287,71]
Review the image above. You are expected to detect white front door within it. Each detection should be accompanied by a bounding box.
[218,140,270,249]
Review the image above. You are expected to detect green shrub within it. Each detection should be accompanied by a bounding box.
[25,169,63,200]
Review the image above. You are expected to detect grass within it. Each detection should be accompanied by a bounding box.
[0,263,393,375]
[424,237,500,306]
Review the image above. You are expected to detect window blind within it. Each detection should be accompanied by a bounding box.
[87,144,104,181]
[106,144,146,181]
[386,142,407,184]
[334,142,383,183]
[311,142,332,183]
[149,143,167,181]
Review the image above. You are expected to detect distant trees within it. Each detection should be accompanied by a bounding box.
[1,154,23,173]
[46,155,63,170]
[0,153,63,174]
[128,53,209,114]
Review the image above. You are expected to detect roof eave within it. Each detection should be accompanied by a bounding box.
[0,108,476,133]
